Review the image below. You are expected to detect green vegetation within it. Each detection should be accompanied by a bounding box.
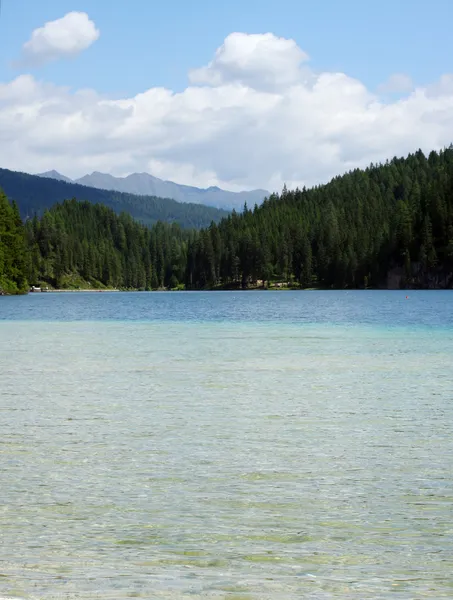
[1,147,453,294]
[0,192,29,294]
[26,200,190,290]
[186,147,453,290]
[0,168,228,229]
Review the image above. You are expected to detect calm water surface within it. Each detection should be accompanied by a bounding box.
[1,291,453,599]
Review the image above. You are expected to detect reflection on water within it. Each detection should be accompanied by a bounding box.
[1,293,453,598]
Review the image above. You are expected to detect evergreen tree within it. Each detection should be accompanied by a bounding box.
[0,191,29,294]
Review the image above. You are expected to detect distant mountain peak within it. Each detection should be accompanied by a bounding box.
[37,170,73,183]
[0,166,228,230]
[36,169,269,210]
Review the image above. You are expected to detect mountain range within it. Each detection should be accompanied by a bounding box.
[0,168,228,229]
[37,170,269,210]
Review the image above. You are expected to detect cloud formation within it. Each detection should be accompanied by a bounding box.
[19,12,99,67]
[378,73,414,94]
[189,32,309,90]
[2,32,453,192]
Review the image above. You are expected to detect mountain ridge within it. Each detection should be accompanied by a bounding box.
[38,170,73,183]
[37,170,269,210]
[0,167,228,229]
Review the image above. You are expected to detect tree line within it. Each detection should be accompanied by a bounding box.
[0,193,29,294]
[25,199,190,291]
[1,147,453,294]
[187,147,453,289]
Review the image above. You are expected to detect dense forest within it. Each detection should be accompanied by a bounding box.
[25,200,190,291]
[0,168,228,229]
[186,147,453,290]
[1,147,453,294]
[0,192,29,294]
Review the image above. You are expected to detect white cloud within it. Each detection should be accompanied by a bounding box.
[189,32,310,91]
[378,73,414,94]
[2,32,453,192]
[19,12,99,67]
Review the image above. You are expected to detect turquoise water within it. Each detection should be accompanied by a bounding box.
[1,291,453,599]
[1,290,453,327]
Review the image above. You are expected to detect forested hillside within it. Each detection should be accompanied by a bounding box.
[0,192,29,294]
[1,147,453,294]
[26,200,190,290]
[0,168,228,229]
[186,147,453,289]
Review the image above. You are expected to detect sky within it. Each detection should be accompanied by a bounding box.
[1,0,453,192]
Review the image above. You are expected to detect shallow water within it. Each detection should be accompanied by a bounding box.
[1,291,453,598]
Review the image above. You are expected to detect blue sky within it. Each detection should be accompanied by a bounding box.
[0,0,452,191]
[2,0,452,96]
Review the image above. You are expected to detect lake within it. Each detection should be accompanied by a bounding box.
[1,291,453,599]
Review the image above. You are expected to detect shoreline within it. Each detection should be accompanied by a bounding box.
[26,286,453,294]
[2,286,452,296]
[45,289,121,293]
